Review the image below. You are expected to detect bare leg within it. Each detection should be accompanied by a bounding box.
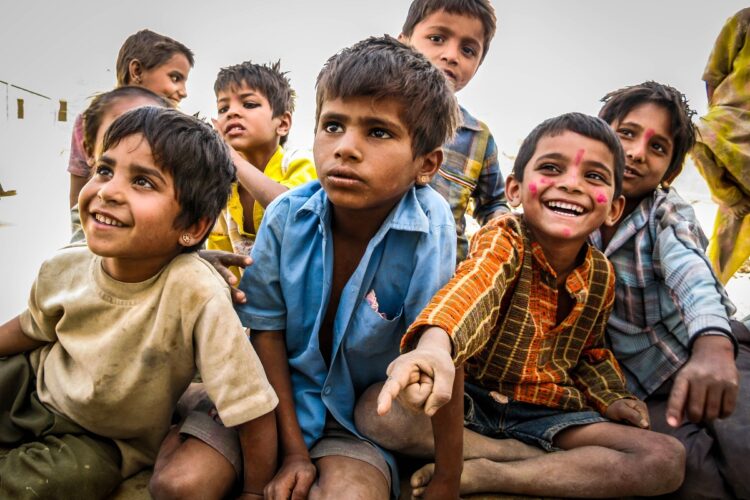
[149,428,236,500]
[411,421,685,498]
[309,455,389,500]
[355,382,543,462]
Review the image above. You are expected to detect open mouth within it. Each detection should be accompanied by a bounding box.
[624,166,640,178]
[442,69,457,82]
[225,123,246,135]
[544,200,586,217]
[94,212,125,227]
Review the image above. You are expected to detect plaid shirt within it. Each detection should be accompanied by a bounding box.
[590,188,736,399]
[429,106,509,261]
[404,214,632,414]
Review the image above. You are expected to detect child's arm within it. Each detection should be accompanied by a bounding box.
[424,367,464,499]
[0,316,45,356]
[236,410,277,499]
[251,329,317,499]
[230,148,288,209]
[665,334,737,427]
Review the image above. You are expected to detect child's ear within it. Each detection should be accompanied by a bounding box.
[397,33,410,44]
[603,194,626,227]
[415,148,443,185]
[128,59,144,84]
[177,216,213,248]
[276,111,292,139]
[505,174,522,208]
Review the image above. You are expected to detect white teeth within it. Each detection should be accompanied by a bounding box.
[95,213,124,227]
[546,201,584,216]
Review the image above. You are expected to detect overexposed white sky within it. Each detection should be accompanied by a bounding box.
[1,1,745,157]
[1,1,749,318]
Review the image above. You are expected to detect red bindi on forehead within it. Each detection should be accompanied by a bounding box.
[644,128,655,142]
[574,148,585,166]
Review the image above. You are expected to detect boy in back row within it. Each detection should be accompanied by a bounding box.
[362,113,686,497]
[0,108,278,498]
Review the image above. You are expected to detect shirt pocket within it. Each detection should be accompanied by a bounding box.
[344,298,404,357]
[431,163,478,215]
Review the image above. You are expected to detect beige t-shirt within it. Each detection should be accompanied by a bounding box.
[19,244,278,477]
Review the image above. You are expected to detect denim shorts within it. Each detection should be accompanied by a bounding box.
[464,382,607,451]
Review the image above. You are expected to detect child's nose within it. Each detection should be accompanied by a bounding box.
[97,177,126,203]
[558,169,585,193]
[333,132,362,162]
[440,41,460,64]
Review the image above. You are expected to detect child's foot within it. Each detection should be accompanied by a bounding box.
[410,458,499,497]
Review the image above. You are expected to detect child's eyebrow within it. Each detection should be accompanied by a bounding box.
[535,152,569,163]
[360,116,406,134]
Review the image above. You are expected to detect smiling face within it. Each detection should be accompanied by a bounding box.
[400,9,484,92]
[216,83,287,155]
[314,96,439,220]
[79,133,190,282]
[137,53,191,105]
[610,102,674,202]
[507,131,624,246]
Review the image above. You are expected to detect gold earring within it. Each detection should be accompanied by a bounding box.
[418,175,430,185]
[181,234,191,245]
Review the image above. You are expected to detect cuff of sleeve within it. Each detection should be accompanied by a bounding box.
[235,310,286,331]
[686,314,732,339]
[689,327,739,359]
[594,393,636,416]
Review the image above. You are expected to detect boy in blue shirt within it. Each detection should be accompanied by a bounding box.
[237,36,463,499]
[399,0,509,261]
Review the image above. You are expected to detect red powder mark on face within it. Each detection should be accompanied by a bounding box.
[529,182,538,196]
[644,128,655,142]
[596,192,608,204]
[563,228,571,237]
[574,148,585,166]
[539,178,548,184]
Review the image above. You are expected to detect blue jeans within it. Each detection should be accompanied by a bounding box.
[463,381,607,451]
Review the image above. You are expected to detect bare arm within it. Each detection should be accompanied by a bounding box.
[424,368,463,499]
[0,316,44,357]
[252,330,316,500]
[237,410,278,498]
[69,174,89,208]
[231,148,288,209]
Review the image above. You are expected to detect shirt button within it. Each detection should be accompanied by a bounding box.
[323,386,332,396]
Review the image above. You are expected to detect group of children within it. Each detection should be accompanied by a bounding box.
[1,1,749,499]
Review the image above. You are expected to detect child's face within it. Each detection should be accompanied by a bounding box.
[507,131,624,244]
[400,9,484,92]
[216,83,288,154]
[79,134,187,281]
[610,102,673,200]
[92,96,162,162]
[137,53,191,106]
[314,96,437,216]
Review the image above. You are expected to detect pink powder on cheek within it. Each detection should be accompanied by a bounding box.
[596,192,608,204]
[574,148,585,166]
[539,178,547,185]
[529,182,538,196]
[563,228,571,237]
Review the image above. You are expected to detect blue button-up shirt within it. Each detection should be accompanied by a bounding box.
[236,181,456,489]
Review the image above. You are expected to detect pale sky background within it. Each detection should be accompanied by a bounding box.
[1,1,749,318]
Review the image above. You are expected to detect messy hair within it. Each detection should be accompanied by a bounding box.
[401,0,497,63]
[214,60,295,146]
[115,29,194,86]
[513,112,625,198]
[315,35,459,158]
[102,107,234,251]
[599,81,696,185]
[82,86,170,159]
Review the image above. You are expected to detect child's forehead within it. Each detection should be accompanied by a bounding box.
[216,82,268,101]
[320,94,408,122]
[535,131,615,168]
[415,8,486,41]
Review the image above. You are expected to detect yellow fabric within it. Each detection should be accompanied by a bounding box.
[19,245,278,477]
[693,8,750,282]
[207,147,316,278]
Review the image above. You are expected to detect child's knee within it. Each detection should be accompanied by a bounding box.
[149,465,202,500]
[354,383,386,439]
[638,433,686,492]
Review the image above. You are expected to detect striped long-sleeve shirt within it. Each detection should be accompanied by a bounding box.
[403,214,633,414]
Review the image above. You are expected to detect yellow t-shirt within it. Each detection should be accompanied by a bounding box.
[19,244,278,477]
[207,147,316,262]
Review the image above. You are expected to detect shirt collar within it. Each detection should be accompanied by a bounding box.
[599,188,664,256]
[458,106,482,132]
[295,182,432,235]
[530,237,592,299]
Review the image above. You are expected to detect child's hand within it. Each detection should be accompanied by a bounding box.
[264,454,317,500]
[605,398,650,428]
[666,334,738,427]
[211,118,255,176]
[198,250,252,304]
[377,327,455,417]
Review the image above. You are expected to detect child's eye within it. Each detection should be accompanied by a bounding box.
[428,34,444,43]
[243,102,260,109]
[217,106,228,114]
[323,122,343,134]
[462,45,477,57]
[617,128,634,139]
[369,128,392,139]
[95,165,113,177]
[652,142,667,154]
[133,177,155,189]
[539,163,560,173]
[586,171,607,182]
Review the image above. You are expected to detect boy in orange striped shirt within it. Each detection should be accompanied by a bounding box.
[360,113,686,498]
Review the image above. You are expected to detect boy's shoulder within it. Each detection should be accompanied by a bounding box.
[456,105,490,133]
[412,185,456,229]
[161,252,233,301]
[649,188,708,244]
